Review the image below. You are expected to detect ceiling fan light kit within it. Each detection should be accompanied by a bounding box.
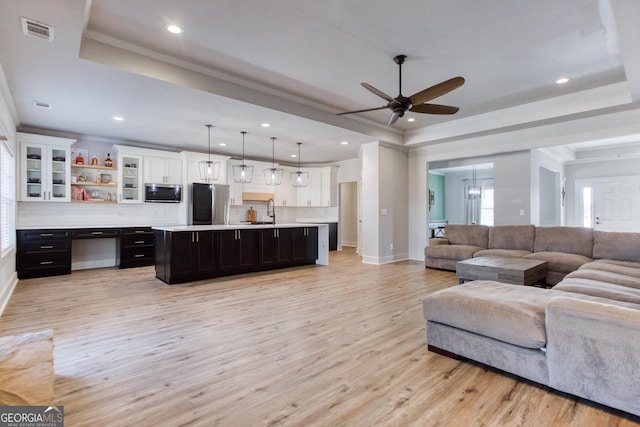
[264,137,283,185]
[232,131,254,183]
[337,54,464,126]
[199,124,221,182]
[290,142,309,187]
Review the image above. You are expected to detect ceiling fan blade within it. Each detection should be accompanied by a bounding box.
[361,83,394,102]
[337,106,388,115]
[387,112,400,126]
[410,103,460,115]
[409,76,465,106]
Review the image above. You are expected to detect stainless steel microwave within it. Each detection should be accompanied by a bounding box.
[144,183,182,203]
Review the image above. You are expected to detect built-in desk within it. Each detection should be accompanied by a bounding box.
[16,226,154,279]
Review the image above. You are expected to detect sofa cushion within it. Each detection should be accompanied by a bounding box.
[564,269,640,291]
[422,280,558,349]
[555,278,640,305]
[488,225,535,251]
[533,226,593,257]
[581,260,640,276]
[474,249,531,258]
[425,244,485,261]
[525,251,592,274]
[593,230,640,262]
[444,224,489,248]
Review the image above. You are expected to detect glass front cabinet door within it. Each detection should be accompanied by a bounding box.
[19,133,73,202]
[117,153,143,203]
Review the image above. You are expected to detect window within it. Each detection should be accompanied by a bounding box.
[582,186,592,228]
[480,186,494,226]
[1,141,16,255]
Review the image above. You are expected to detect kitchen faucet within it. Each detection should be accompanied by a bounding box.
[266,198,276,225]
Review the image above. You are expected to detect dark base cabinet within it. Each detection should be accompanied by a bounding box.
[117,227,155,268]
[16,229,72,279]
[156,227,319,284]
[17,226,156,279]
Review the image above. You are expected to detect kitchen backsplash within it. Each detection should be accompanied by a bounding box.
[17,201,180,228]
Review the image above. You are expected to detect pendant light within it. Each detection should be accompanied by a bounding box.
[466,165,482,199]
[264,137,283,185]
[199,124,221,182]
[232,131,253,183]
[290,142,308,187]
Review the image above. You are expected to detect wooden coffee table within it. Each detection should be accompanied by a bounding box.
[456,256,548,287]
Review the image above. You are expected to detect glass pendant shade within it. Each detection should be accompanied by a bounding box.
[199,124,221,182]
[264,137,283,185]
[466,165,482,199]
[290,142,308,187]
[233,131,253,183]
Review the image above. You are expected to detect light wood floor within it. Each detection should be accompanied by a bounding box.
[1,248,639,426]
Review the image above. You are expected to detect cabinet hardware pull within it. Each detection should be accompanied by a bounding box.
[135,230,145,234]
[196,232,199,243]
[40,245,53,249]
[40,233,54,237]
[40,261,54,265]
[135,240,145,244]
[134,254,145,258]
[92,231,103,235]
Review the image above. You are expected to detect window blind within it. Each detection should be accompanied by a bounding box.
[1,141,16,255]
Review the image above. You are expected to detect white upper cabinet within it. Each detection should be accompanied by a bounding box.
[18,133,74,202]
[144,155,182,184]
[292,166,337,207]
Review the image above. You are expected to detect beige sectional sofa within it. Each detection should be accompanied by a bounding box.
[422,226,640,416]
[425,224,596,285]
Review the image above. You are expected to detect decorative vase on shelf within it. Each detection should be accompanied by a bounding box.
[104,153,113,168]
[76,154,84,165]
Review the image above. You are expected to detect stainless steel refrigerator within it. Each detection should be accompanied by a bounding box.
[191,183,230,225]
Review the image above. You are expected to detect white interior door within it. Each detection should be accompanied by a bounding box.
[593,178,640,231]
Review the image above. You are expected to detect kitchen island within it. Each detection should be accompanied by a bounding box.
[153,223,328,284]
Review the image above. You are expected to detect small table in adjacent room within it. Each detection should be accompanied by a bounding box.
[456,256,548,287]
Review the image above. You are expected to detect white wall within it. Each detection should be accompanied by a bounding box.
[359,142,408,264]
[359,142,380,263]
[335,158,359,183]
[493,151,531,225]
[530,148,564,226]
[339,182,357,247]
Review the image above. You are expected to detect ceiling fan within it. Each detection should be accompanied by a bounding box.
[337,55,465,126]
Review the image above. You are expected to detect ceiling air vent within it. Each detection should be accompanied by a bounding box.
[21,17,54,41]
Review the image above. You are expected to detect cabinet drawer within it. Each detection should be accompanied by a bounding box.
[18,229,70,241]
[121,227,153,236]
[21,252,70,270]
[119,246,155,268]
[121,246,155,259]
[72,228,120,239]
[23,241,70,254]
[122,234,155,247]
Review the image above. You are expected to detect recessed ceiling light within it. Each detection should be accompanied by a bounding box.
[219,143,226,147]
[113,116,124,121]
[167,25,183,34]
[261,123,271,128]
[556,77,570,84]
[407,117,415,122]
[341,141,349,145]
[291,154,297,158]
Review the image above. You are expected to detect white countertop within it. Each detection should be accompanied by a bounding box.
[295,218,339,223]
[153,223,328,232]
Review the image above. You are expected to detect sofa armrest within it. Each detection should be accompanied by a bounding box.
[428,238,450,246]
[546,296,640,416]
